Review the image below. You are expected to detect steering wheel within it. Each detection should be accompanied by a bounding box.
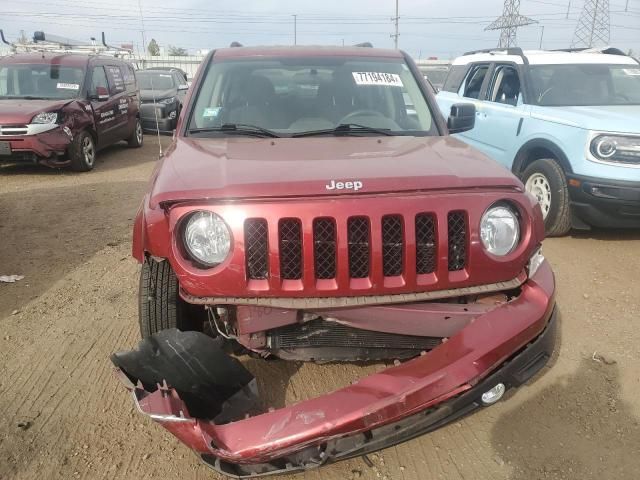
[339,109,385,124]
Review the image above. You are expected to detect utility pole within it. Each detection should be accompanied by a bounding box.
[485,0,537,48]
[539,25,545,49]
[293,14,297,45]
[138,0,146,54]
[571,0,610,48]
[391,0,400,49]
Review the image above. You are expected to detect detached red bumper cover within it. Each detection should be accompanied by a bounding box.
[112,261,556,478]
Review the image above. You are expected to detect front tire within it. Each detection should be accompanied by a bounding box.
[128,119,143,148]
[138,259,202,338]
[69,131,96,172]
[522,158,572,237]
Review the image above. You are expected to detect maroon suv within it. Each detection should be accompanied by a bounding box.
[0,53,143,171]
[112,46,557,477]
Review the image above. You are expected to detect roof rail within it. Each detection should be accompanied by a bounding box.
[463,47,528,65]
[551,46,627,56]
[354,42,373,48]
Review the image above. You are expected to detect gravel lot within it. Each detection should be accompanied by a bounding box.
[1,139,639,480]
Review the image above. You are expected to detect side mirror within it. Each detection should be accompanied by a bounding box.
[91,86,109,101]
[447,103,475,134]
[178,84,189,91]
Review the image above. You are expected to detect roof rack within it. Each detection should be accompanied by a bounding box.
[463,47,528,65]
[0,29,132,57]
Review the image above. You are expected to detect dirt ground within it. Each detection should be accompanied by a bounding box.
[1,139,639,480]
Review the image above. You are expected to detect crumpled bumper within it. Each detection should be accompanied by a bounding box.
[112,260,556,478]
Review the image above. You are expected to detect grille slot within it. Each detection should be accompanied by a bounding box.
[382,215,404,276]
[415,213,436,274]
[313,218,337,279]
[347,217,370,278]
[448,211,467,271]
[244,219,269,280]
[279,219,303,280]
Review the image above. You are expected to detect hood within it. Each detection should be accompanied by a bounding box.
[149,136,522,207]
[140,88,176,101]
[530,105,640,133]
[0,98,72,124]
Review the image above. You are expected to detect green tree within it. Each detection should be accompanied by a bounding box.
[167,45,188,56]
[147,39,160,56]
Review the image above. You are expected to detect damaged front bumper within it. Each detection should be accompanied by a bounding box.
[112,260,556,478]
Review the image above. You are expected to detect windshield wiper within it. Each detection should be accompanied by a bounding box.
[292,123,394,138]
[189,123,281,138]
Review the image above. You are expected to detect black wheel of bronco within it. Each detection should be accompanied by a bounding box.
[69,130,96,172]
[128,118,143,148]
[522,158,572,237]
[138,259,203,338]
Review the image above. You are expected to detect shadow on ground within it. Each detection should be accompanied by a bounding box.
[491,357,640,479]
[569,228,640,242]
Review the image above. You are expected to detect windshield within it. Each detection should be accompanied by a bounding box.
[188,56,436,136]
[530,64,640,106]
[0,64,85,100]
[137,71,176,90]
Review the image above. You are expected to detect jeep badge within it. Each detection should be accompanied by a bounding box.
[325,180,363,191]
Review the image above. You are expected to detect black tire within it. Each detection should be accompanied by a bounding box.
[69,130,96,172]
[128,118,143,148]
[138,259,203,338]
[522,158,572,237]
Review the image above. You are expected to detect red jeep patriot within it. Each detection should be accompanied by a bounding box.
[113,46,557,477]
[0,52,143,171]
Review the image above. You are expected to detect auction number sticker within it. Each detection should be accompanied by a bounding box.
[623,68,640,76]
[57,83,80,90]
[352,72,403,87]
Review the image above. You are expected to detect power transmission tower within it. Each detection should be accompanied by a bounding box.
[571,0,610,48]
[485,0,537,48]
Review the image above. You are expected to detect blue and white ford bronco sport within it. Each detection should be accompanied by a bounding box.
[437,47,640,236]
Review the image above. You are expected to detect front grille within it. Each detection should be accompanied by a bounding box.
[448,212,467,271]
[415,213,436,274]
[313,218,336,279]
[0,125,28,136]
[382,215,404,276]
[245,219,269,280]
[243,210,469,286]
[348,217,370,278]
[279,219,303,280]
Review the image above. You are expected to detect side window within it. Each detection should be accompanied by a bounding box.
[105,65,125,95]
[173,72,185,87]
[460,64,490,100]
[488,65,521,106]
[442,65,467,93]
[121,64,137,93]
[90,66,109,96]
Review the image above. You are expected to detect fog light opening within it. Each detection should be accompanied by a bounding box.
[481,383,506,406]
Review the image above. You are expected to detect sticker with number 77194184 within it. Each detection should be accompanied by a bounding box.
[352,72,404,87]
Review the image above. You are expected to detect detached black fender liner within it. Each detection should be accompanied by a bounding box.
[202,307,558,478]
[111,329,259,423]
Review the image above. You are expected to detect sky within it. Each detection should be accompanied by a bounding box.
[1,0,639,59]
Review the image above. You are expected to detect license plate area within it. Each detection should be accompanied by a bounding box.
[0,141,11,155]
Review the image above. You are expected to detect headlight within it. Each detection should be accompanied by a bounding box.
[159,96,176,105]
[480,204,520,256]
[183,211,231,267]
[32,112,58,124]
[590,134,640,165]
